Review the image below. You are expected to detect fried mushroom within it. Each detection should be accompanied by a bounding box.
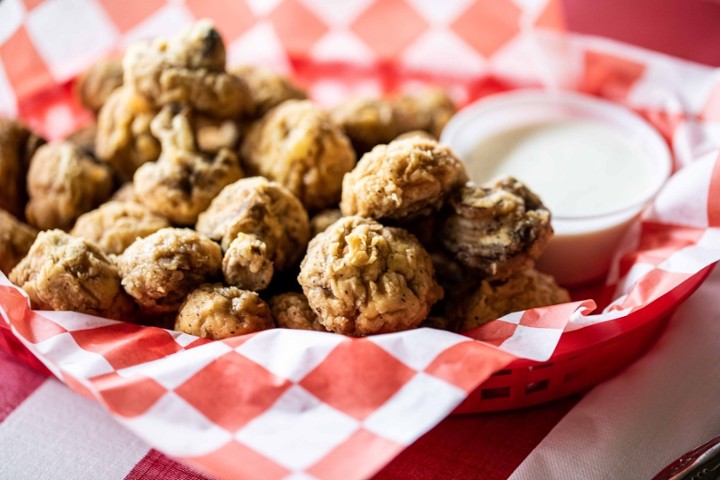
[453,269,570,332]
[0,119,45,218]
[26,142,113,231]
[117,228,222,313]
[175,283,274,339]
[310,209,342,238]
[393,88,455,138]
[231,65,307,118]
[193,115,242,153]
[330,97,399,155]
[96,86,160,181]
[9,230,133,319]
[439,177,553,280]
[340,137,468,221]
[70,201,171,254]
[0,209,38,275]
[269,292,326,331]
[298,216,443,336]
[196,177,310,290]
[222,233,274,291]
[123,20,252,118]
[241,100,356,211]
[133,107,244,225]
[74,57,124,113]
[111,182,138,203]
[67,123,98,158]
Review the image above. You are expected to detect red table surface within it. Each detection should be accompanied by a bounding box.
[563,0,720,67]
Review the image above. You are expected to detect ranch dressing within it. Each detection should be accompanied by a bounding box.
[441,91,671,286]
[468,120,655,217]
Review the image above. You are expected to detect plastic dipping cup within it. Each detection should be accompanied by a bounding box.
[440,90,672,286]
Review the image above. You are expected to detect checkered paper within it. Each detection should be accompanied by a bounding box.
[1,1,720,479]
[0,282,516,480]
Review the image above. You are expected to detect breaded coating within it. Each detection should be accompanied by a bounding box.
[71,201,170,254]
[231,65,307,118]
[439,177,553,280]
[330,97,399,155]
[74,57,124,113]
[241,100,356,211]
[222,233,274,291]
[117,228,222,313]
[196,177,310,270]
[0,119,45,218]
[310,209,342,238]
[9,230,133,319]
[96,86,160,181]
[67,123,98,158]
[26,142,113,231]
[133,107,243,225]
[123,20,252,118]
[393,88,455,138]
[298,216,443,336]
[111,183,138,203]
[340,137,468,221]
[175,284,274,339]
[394,130,436,142]
[454,269,570,332]
[193,115,242,153]
[0,209,38,275]
[423,250,477,331]
[269,292,326,331]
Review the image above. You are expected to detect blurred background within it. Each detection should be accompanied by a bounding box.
[562,0,720,66]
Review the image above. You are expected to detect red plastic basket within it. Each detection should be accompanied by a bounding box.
[3,264,712,413]
[455,264,715,413]
[1,55,715,416]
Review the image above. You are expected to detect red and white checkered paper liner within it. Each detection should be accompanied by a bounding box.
[1,1,720,479]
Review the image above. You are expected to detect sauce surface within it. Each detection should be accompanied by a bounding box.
[468,120,654,217]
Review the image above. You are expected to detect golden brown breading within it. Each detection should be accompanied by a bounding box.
[117,228,222,313]
[330,97,399,155]
[269,292,326,331]
[394,130,436,142]
[9,230,133,319]
[393,88,455,138]
[0,119,45,218]
[196,177,310,270]
[0,209,38,275]
[74,57,124,113]
[309,209,342,238]
[111,183,138,203]
[133,107,244,226]
[123,20,252,118]
[454,269,570,332]
[231,65,307,118]
[439,177,553,280]
[70,201,171,254]
[66,123,98,158]
[241,100,356,211]
[96,86,160,181]
[222,233,274,291]
[26,142,114,231]
[298,216,443,336]
[192,115,243,153]
[175,283,274,339]
[340,137,468,221]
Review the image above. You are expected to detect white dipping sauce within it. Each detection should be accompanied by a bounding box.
[469,120,655,217]
[442,91,671,286]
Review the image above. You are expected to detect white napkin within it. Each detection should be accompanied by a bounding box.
[509,265,720,479]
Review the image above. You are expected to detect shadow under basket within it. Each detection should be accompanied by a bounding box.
[454,264,715,413]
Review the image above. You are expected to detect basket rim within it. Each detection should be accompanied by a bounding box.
[499,263,715,370]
